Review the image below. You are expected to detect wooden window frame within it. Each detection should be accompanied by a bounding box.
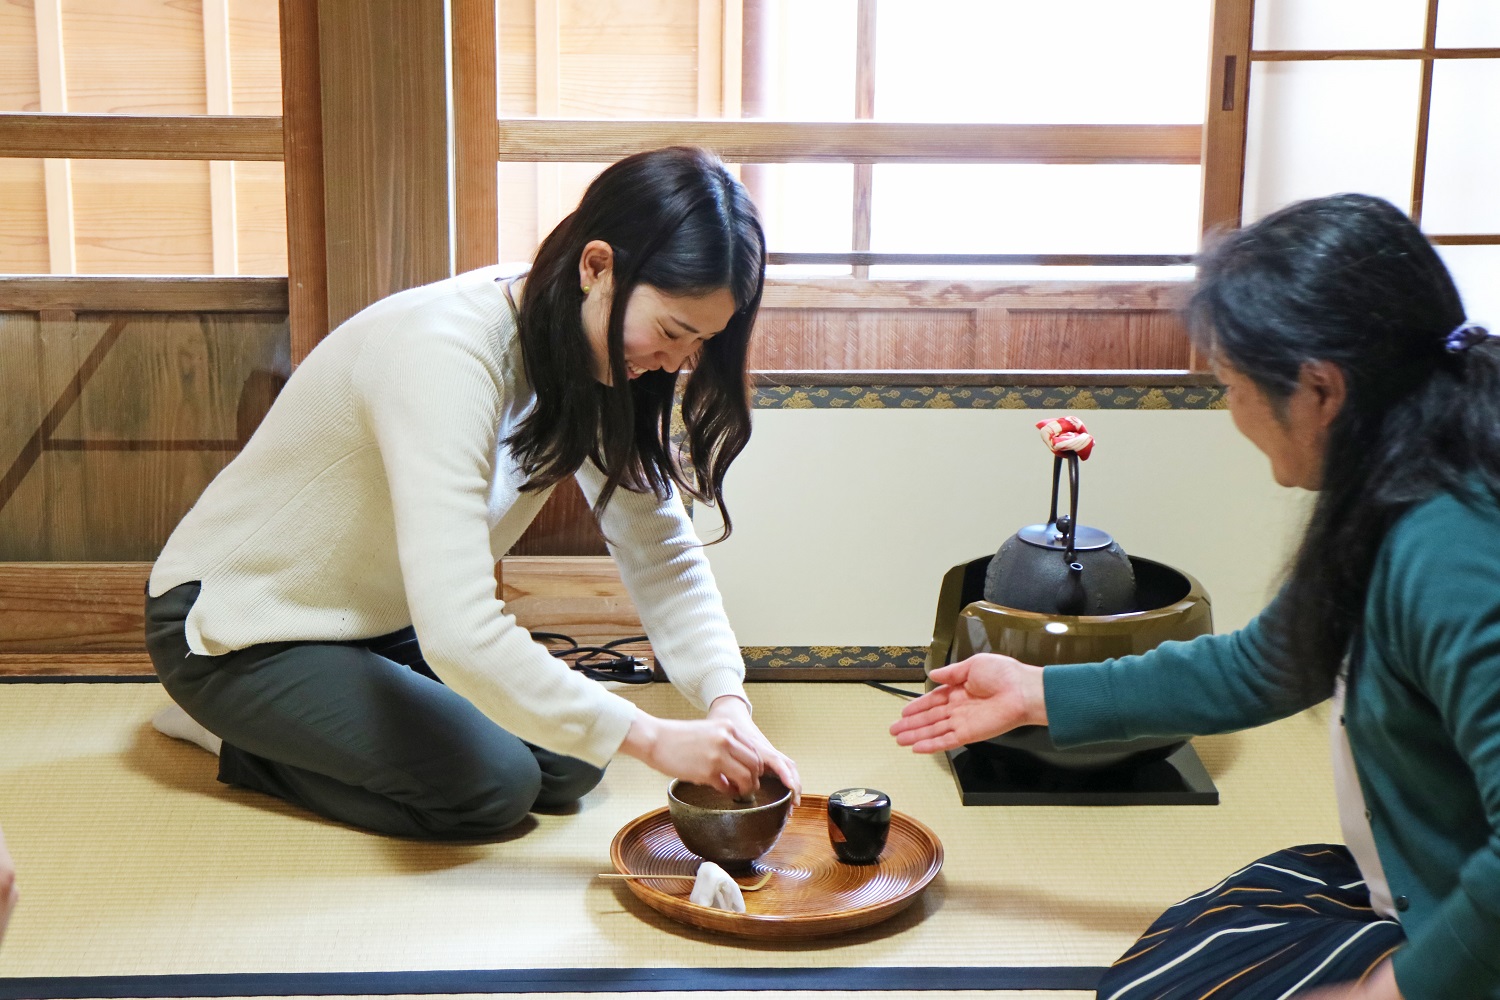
[1201,0,1500,244]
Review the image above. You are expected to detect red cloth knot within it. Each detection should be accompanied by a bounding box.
[1036,415,1094,460]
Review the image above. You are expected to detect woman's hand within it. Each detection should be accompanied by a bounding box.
[0,822,17,946]
[889,653,1047,753]
[1297,960,1403,1000]
[707,695,802,804]
[619,706,766,798]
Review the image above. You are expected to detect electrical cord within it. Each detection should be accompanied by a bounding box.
[533,631,655,684]
[866,680,923,700]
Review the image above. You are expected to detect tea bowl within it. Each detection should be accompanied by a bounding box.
[667,774,793,869]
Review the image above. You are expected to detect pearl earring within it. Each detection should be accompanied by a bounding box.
[582,285,591,294]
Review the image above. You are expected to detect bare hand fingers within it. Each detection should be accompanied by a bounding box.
[898,687,952,719]
[891,699,961,738]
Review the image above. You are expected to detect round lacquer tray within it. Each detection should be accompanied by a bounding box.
[607,794,943,939]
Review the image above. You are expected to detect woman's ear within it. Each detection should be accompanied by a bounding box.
[578,240,614,292]
[1301,360,1347,430]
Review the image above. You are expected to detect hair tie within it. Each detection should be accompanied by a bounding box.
[1444,323,1494,354]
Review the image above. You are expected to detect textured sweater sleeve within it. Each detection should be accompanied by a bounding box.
[576,462,748,712]
[1044,588,1322,746]
[1379,497,1500,999]
[352,320,638,767]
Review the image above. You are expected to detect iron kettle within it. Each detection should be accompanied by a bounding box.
[982,452,1136,616]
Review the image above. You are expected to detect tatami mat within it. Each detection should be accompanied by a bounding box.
[0,680,1338,992]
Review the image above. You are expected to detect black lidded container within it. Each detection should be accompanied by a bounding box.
[827,787,892,864]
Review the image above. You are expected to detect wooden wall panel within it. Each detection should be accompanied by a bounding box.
[0,311,288,562]
[235,160,289,275]
[558,0,699,117]
[63,0,207,114]
[0,557,642,661]
[0,312,46,480]
[228,0,283,115]
[70,159,213,274]
[748,306,1192,371]
[748,308,978,370]
[0,158,49,272]
[0,561,152,653]
[979,309,1193,370]
[498,0,538,115]
[0,0,39,112]
[507,479,605,556]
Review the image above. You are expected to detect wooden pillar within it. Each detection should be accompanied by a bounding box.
[316,0,455,332]
[453,0,499,273]
[278,0,330,362]
[739,0,776,213]
[1199,0,1255,238]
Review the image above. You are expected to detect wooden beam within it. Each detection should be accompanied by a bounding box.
[851,0,876,279]
[0,113,283,160]
[751,370,1218,387]
[317,0,453,329]
[697,0,724,118]
[32,0,75,274]
[203,0,239,275]
[769,252,1192,266]
[495,120,1203,164]
[453,0,500,273]
[1250,47,1500,61]
[1427,234,1500,245]
[1410,0,1439,226]
[0,563,153,654]
[721,0,743,119]
[279,0,330,361]
[758,278,1188,310]
[533,0,562,239]
[0,276,287,312]
[1199,0,1254,236]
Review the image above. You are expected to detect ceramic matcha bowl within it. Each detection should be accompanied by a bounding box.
[667,774,793,869]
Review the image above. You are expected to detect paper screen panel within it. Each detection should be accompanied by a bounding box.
[1243,60,1421,223]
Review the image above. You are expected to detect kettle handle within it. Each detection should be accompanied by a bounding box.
[1045,453,1083,562]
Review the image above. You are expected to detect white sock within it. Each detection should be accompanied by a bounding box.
[152,704,223,756]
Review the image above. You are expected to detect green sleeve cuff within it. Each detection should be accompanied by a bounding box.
[1044,660,1129,747]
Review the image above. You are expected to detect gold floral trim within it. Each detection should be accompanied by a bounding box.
[740,645,929,669]
[752,384,1226,410]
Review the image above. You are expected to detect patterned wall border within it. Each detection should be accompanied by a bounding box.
[741,645,929,670]
[752,383,1226,410]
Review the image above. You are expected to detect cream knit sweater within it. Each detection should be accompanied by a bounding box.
[149,265,749,767]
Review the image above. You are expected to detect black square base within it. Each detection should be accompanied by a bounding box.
[945,741,1219,806]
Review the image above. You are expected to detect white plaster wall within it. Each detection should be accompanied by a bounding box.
[694,408,1311,647]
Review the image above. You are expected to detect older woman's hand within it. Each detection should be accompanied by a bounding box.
[889,654,1047,753]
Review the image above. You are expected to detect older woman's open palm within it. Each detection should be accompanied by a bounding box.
[889,653,1047,754]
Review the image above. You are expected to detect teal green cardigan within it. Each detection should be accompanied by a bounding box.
[1045,488,1500,1000]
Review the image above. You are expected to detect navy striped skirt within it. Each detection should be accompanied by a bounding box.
[1096,845,1405,999]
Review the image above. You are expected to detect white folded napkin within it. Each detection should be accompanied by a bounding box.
[688,861,746,913]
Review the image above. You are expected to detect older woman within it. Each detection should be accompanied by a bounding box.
[892,194,1500,999]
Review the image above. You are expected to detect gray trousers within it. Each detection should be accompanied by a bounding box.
[145,582,604,839]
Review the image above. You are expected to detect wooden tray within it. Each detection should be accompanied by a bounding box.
[608,794,943,939]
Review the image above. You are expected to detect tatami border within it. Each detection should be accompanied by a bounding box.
[0,965,1106,998]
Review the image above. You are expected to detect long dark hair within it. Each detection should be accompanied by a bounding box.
[508,147,766,537]
[1190,193,1500,696]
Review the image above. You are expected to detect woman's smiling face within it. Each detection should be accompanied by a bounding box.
[577,239,738,385]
